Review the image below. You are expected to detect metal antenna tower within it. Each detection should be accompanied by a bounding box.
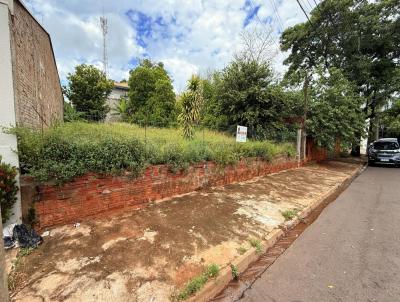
[100,12,108,76]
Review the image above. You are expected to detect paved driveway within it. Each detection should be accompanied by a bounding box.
[240,166,400,302]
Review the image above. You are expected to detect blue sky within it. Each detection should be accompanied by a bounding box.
[23,0,312,92]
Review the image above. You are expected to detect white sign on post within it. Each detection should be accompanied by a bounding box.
[236,125,247,143]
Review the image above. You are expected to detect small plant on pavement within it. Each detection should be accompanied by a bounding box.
[249,238,262,254]
[175,263,220,300]
[281,208,299,221]
[237,246,247,255]
[205,263,220,278]
[8,247,35,292]
[230,264,239,280]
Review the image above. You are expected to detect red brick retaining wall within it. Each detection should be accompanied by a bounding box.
[21,154,326,229]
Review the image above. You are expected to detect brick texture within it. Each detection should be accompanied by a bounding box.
[20,154,328,230]
[10,1,63,128]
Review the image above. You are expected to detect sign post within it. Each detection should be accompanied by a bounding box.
[236,125,247,143]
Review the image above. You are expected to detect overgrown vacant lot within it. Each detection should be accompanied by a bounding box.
[13,122,295,183]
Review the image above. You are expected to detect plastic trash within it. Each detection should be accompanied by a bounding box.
[3,236,15,249]
[12,224,42,248]
[3,223,16,238]
[41,231,50,237]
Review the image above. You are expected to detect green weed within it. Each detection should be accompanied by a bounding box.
[230,264,239,280]
[249,238,262,254]
[175,263,220,301]
[237,246,247,255]
[205,263,220,278]
[281,208,299,221]
[8,247,35,291]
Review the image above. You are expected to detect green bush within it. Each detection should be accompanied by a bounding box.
[0,156,19,223]
[10,122,296,183]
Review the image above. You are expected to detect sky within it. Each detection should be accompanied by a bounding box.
[23,0,314,92]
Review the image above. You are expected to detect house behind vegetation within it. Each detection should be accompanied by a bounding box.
[105,81,129,122]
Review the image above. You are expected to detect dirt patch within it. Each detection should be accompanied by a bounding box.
[10,160,361,301]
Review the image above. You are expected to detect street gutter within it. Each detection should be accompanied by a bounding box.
[189,160,367,302]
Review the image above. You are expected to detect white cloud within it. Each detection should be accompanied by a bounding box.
[22,0,310,91]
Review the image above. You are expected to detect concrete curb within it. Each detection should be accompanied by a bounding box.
[188,162,366,302]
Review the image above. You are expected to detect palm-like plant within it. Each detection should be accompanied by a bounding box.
[112,97,129,122]
[178,75,204,139]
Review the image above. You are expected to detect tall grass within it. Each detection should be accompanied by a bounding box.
[12,122,295,183]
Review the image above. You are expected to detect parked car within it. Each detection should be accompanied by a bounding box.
[368,138,400,167]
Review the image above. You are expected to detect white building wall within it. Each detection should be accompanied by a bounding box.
[0,0,22,226]
[105,87,128,122]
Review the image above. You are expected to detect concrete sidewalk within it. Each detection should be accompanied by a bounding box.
[7,160,361,302]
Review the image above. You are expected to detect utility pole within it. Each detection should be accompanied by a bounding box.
[301,71,310,160]
[100,13,108,77]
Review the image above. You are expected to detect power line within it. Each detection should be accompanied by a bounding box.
[305,0,315,11]
[269,0,284,32]
[296,0,312,23]
[248,0,281,50]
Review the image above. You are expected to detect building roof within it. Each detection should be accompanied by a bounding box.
[114,82,129,90]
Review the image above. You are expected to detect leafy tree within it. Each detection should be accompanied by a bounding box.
[64,64,113,121]
[178,75,203,139]
[281,0,400,142]
[216,57,296,139]
[307,67,365,150]
[382,98,400,137]
[200,73,229,131]
[128,59,177,127]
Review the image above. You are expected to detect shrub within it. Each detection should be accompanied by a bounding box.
[0,156,19,223]
[10,122,296,183]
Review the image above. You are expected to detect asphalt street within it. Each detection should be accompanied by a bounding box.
[240,166,400,302]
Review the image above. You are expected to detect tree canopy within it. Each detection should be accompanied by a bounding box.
[127,59,177,127]
[382,98,400,137]
[281,0,400,140]
[307,67,365,150]
[64,64,113,121]
[214,58,299,140]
